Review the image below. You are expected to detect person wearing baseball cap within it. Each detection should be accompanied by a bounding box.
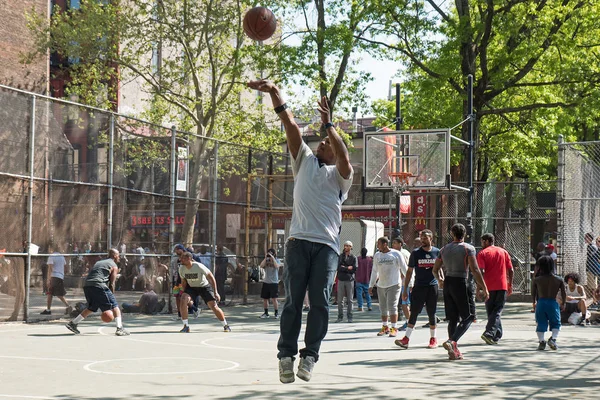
[336,240,357,323]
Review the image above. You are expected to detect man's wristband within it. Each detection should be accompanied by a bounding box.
[324,122,334,129]
[274,103,288,114]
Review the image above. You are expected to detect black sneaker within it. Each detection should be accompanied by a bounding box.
[223,325,232,332]
[537,340,546,351]
[422,316,442,328]
[65,321,80,334]
[40,310,51,315]
[548,337,557,350]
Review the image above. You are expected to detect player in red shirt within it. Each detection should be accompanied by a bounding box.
[476,233,514,345]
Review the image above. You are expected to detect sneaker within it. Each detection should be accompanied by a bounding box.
[302,306,310,312]
[40,310,51,315]
[399,322,408,331]
[65,321,80,334]
[427,337,438,349]
[260,313,270,319]
[537,340,547,351]
[297,355,316,382]
[395,336,409,349]
[278,357,295,384]
[443,340,462,360]
[422,316,442,328]
[389,327,398,337]
[357,307,363,312]
[577,316,585,326]
[65,306,73,315]
[335,317,343,323]
[115,327,130,336]
[368,307,373,311]
[377,325,390,336]
[275,314,280,319]
[180,325,190,333]
[548,337,557,350]
[481,333,496,345]
[223,325,232,332]
[347,318,353,323]
[193,308,201,319]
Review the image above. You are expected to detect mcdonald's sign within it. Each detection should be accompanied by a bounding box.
[414,193,427,230]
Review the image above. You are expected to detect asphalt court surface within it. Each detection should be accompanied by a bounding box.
[0,301,599,399]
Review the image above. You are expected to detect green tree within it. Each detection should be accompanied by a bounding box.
[26,0,283,244]
[368,0,600,181]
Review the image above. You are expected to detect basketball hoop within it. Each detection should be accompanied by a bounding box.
[389,172,414,196]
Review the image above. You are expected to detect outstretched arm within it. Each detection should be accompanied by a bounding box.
[247,80,302,160]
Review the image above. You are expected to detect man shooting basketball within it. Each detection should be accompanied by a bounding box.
[247,80,353,384]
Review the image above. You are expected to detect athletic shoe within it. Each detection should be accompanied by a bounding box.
[388,327,398,337]
[180,325,190,333]
[377,325,390,336]
[40,310,51,315]
[399,322,408,331]
[347,318,353,323]
[422,316,442,328]
[65,306,73,315]
[537,340,546,350]
[297,355,316,382]
[303,306,310,312]
[193,308,201,318]
[335,317,343,323]
[260,313,270,319]
[547,337,557,350]
[275,314,280,319]
[481,333,496,345]
[368,307,373,311]
[279,357,295,384]
[443,340,462,360]
[357,307,363,311]
[577,316,585,326]
[65,321,80,334]
[223,325,232,332]
[427,337,438,349]
[395,336,409,349]
[116,328,130,336]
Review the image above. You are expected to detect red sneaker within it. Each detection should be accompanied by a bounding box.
[377,325,390,336]
[395,336,409,349]
[427,337,438,349]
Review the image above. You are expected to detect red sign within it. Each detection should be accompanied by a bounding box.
[414,193,427,230]
[130,214,190,228]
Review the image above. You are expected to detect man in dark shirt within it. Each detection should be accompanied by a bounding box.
[122,283,164,314]
[336,240,357,323]
[215,245,229,306]
[65,249,130,336]
[395,229,440,350]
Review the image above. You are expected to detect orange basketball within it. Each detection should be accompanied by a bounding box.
[243,7,277,41]
[101,310,114,323]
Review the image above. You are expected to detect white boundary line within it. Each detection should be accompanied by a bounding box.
[83,357,239,375]
[0,396,55,399]
[0,355,93,363]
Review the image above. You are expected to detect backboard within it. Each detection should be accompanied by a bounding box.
[363,129,450,190]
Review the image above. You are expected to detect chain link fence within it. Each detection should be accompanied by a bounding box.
[558,139,600,297]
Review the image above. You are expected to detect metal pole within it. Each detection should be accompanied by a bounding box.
[212,143,219,273]
[395,83,402,238]
[107,114,114,249]
[244,174,251,305]
[467,74,474,243]
[556,134,565,275]
[168,126,176,313]
[25,95,36,321]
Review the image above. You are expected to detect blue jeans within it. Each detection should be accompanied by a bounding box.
[277,239,338,362]
[355,282,372,309]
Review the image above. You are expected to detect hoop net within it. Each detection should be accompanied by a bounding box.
[389,172,414,196]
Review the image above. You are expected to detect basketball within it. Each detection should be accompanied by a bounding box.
[243,7,277,41]
[101,310,114,323]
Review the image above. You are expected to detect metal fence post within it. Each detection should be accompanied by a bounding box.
[556,135,565,274]
[212,142,219,273]
[25,95,36,321]
[168,126,177,313]
[107,114,115,249]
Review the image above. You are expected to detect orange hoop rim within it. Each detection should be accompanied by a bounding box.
[388,172,414,184]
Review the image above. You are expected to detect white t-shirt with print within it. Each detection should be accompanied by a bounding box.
[288,141,353,254]
[370,250,406,289]
[179,262,211,288]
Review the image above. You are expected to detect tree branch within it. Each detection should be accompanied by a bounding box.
[425,0,452,24]
[478,101,578,116]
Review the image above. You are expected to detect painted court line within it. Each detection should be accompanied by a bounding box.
[83,357,240,375]
[0,355,94,363]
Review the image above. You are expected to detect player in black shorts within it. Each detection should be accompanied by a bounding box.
[395,230,440,349]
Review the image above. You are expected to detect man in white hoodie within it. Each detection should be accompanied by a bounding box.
[369,237,408,338]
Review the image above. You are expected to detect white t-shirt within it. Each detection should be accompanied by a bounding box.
[288,141,353,254]
[392,248,414,287]
[47,252,67,279]
[370,250,407,288]
[179,262,211,288]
